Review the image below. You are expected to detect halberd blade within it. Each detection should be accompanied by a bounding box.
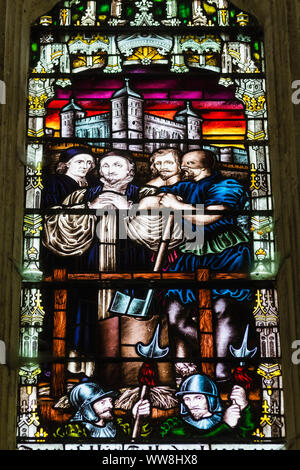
[136,323,169,359]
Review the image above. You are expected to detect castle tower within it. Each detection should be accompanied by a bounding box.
[174,101,203,150]
[219,147,233,163]
[111,78,144,151]
[59,97,86,138]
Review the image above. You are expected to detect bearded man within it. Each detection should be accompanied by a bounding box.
[42,149,144,271]
[42,150,150,378]
[139,148,182,199]
[54,382,150,439]
[125,149,257,382]
[158,374,255,440]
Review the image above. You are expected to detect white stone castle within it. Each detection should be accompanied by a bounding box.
[59,79,203,153]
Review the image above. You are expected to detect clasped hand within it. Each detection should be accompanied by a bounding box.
[88,192,131,210]
[157,193,184,210]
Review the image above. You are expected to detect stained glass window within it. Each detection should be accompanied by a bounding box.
[19,0,285,451]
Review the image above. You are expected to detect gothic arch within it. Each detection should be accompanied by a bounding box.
[1,0,300,450]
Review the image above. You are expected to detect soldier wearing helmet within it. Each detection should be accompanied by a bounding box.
[68,382,118,438]
[175,374,223,431]
[158,374,255,440]
[53,381,150,439]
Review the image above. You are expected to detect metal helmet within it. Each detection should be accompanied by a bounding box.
[70,382,117,423]
[175,374,222,416]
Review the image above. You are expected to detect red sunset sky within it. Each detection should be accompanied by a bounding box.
[44,77,246,145]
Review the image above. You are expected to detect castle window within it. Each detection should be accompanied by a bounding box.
[20,0,285,452]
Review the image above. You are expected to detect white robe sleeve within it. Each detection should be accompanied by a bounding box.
[42,189,97,257]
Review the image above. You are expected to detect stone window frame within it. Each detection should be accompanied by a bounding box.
[0,0,300,450]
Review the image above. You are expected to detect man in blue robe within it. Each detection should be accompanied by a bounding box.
[136,149,256,382]
[154,149,251,274]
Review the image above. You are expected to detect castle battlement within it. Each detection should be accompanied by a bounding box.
[145,113,185,128]
[76,112,110,124]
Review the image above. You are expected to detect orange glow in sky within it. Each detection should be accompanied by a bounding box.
[45,95,246,143]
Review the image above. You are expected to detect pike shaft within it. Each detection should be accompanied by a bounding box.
[131,384,148,441]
